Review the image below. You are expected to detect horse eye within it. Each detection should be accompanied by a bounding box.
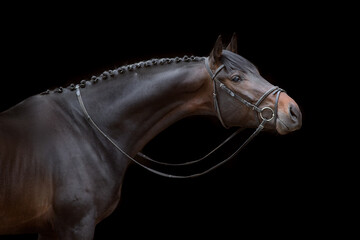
[231,75,242,82]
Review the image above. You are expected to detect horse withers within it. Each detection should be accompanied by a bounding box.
[0,34,301,239]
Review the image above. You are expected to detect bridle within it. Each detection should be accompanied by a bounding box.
[204,57,285,129]
[75,57,285,178]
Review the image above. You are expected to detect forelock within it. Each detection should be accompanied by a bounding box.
[221,50,259,74]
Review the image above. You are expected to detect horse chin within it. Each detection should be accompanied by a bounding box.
[276,119,291,135]
[276,116,302,135]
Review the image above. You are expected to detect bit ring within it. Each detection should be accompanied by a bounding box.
[259,107,275,122]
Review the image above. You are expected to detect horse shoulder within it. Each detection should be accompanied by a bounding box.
[0,95,60,233]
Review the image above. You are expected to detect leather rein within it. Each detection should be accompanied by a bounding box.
[75,57,284,178]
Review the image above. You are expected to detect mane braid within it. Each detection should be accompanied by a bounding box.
[40,55,205,95]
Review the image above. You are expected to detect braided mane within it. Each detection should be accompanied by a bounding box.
[40,55,206,95]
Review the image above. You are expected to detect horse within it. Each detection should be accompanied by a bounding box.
[0,34,302,239]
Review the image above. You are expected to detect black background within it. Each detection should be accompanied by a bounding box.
[0,3,351,239]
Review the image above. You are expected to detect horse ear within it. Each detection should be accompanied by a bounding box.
[209,35,223,65]
[226,33,238,53]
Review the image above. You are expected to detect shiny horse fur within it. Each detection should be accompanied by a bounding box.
[0,35,301,239]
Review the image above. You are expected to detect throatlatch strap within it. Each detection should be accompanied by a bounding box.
[204,57,228,128]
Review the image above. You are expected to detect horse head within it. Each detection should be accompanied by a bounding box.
[206,34,302,134]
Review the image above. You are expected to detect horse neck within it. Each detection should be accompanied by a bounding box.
[78,59,213,155]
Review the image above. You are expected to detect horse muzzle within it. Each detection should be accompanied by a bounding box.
[275,93,302,135]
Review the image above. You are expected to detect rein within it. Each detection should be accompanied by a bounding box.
[75,58,284,178]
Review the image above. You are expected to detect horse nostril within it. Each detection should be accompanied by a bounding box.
[289,104,301,123]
